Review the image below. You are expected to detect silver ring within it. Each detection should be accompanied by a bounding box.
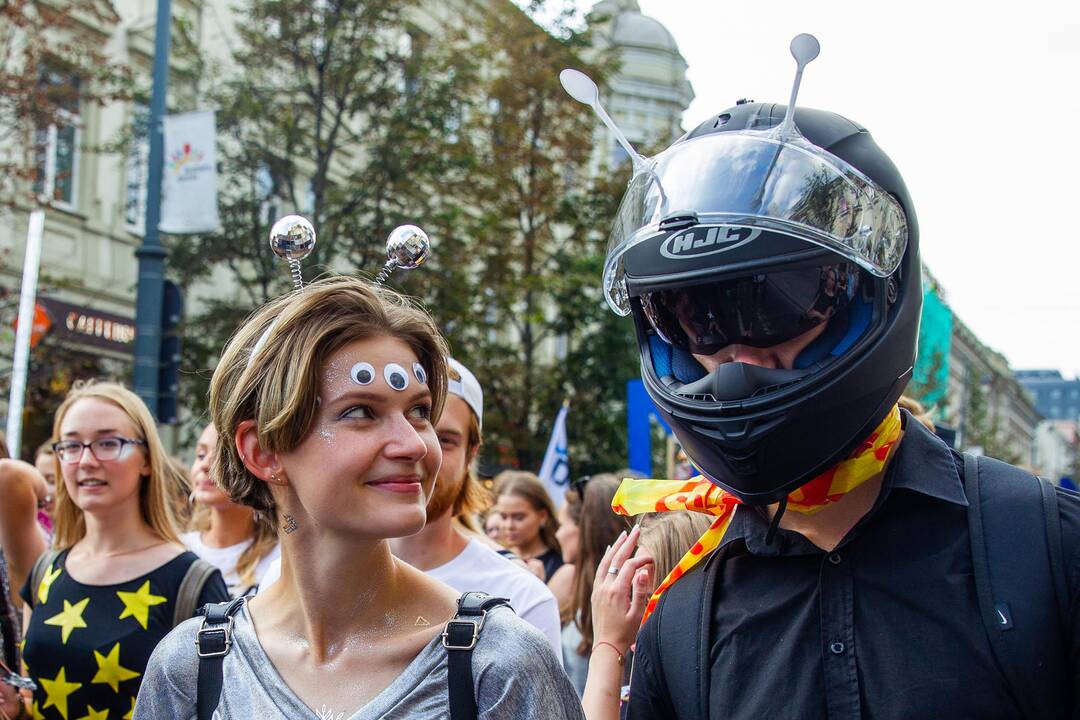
[607,565,620,575]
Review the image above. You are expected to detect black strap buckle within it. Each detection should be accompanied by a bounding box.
[195,616,234,658]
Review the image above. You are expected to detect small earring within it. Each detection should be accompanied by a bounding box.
[282,514,298,534]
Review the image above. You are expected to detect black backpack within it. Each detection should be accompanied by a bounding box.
[651,453,1073,720]
[194,591,510,720]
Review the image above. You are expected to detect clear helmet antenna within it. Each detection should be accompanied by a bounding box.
[559,68,647,174]
[776,33,821,140]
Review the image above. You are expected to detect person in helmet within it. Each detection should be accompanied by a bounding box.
[585,41,1079,719]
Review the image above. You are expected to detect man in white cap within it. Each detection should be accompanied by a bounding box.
[390,358,563,659]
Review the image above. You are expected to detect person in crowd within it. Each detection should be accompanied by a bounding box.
[137,277,581,718]
[0,460,50,614]
[483,508,502,542]
[32,443,57,534]
[587,50,1079,717]
[635,511,714,585]
[182,423,280,596]
[6,381,228,720]
[556,474,633,697]
[493,471,566,585]
[390,357,562,658]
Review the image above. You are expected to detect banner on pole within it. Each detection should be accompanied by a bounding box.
[538,402,570,508]
[160,111,219,234]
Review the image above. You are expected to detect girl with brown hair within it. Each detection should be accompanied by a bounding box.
[182,423,279,596]
[493,471,565,582]
[136,276,581,719]
[556,474,636,697]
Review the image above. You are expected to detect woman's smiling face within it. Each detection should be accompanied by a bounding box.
[277,334,442,539]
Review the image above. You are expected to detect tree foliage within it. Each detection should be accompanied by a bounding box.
[170,0,636,473]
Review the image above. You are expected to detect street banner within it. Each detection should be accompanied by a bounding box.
[538,401,570,507]
[160,110,219,234]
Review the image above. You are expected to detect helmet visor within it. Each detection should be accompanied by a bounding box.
[604,130,907,315]
[640,261,862,355]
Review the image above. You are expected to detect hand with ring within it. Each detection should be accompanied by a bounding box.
[582,524,654,720]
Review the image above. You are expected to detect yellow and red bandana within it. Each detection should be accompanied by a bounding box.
[612,404,902,625]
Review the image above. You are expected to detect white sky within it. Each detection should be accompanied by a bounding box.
[573,0,1080,378]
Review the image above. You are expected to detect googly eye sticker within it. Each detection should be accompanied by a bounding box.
[412,362,427,385]
[350,362,376,386]
[384,363,409,391]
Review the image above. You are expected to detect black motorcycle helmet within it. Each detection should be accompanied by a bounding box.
[607,103,921,505]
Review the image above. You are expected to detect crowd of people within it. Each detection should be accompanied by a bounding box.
[0,33,1076,720]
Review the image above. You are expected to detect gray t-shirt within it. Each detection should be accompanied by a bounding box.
[134,603,584,719]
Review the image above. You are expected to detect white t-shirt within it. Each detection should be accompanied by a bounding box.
[180,531,281,597]
[428,538,563,663]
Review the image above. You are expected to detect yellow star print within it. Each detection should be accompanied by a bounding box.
[40,667,82,720]
[30,701,44,720]
[92,641,140,692]
[44,598,90,644]
[37,563,63,605]
[116,580,167,630]
[75,706,109,720]
[122,697,135,720]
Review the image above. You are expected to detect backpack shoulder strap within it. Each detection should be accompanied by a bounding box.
[174,559,219,629]
[194,596,246,720]
[656,545,723,720]
[963,453,1067,720]
[443,591,512,720]
[27,550,61,610]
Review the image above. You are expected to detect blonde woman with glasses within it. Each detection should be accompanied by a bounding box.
[2,381,228,720]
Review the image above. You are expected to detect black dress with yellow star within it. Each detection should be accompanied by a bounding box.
[19,550,228,720]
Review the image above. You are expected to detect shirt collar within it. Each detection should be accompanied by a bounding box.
[719,408,967,557]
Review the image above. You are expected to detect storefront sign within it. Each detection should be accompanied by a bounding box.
[38,298,135,354]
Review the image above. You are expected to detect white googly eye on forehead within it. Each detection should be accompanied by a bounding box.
[384,363,409,391]
[412,362,427,385]
[350,362,376,386]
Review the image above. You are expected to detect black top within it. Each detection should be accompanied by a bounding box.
[535,548,564,583]
[20,549,228,720]
[627,413,1080,720]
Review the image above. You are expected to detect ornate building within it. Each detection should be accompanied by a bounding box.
[586,0,694,165]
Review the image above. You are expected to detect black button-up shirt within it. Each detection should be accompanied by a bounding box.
[627,413,1080,719]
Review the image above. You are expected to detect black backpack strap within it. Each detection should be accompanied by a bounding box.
[194,597,246,720]
[963,453,1068,720]
[27,550,61,609]
[173,559,219,628]
[442,591,511,720]
[656,546,723,720]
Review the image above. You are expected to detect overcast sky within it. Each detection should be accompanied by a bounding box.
[571,0,1080,378]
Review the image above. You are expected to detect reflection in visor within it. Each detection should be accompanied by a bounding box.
[641,262,861,355]
[603,130,907,315]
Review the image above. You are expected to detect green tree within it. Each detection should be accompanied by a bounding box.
[167,0,478,427]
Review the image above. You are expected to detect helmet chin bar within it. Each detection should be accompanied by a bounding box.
[668,362,813,403]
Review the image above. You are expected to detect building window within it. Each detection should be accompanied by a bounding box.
[1050,388,1062,400]
[124,103,150,232]
[32,68,81,208]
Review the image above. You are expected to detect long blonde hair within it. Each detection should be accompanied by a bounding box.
[51,381,182,550]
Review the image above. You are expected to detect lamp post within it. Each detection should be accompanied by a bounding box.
[132,0,172,417]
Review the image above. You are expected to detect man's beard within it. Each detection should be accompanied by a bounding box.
[426,468,466,521]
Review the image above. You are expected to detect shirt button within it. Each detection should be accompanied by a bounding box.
[828,553,842,565]
[829,642,845,655]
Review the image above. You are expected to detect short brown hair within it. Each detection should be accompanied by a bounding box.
[210,276,449,520]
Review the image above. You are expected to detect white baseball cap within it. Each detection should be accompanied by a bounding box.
[446,358,483,429]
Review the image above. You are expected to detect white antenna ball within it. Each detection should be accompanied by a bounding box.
[559,68,599,106]
[790,33,821,66]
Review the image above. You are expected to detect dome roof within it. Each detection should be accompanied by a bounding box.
[591,0,680,54]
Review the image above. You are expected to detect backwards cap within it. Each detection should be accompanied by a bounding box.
[447,358,483,429]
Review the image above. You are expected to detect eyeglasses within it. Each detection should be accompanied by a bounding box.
[51,437,147,464]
